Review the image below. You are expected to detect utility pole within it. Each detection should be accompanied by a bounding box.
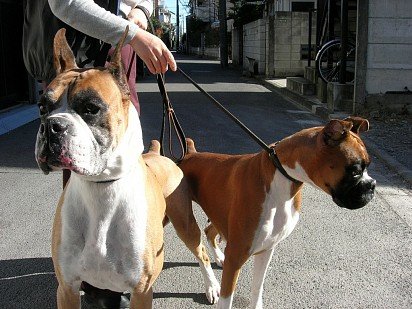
[219,0,228,67]
[339,0,348,84]
[176,0,180,51]
[154,0,159,18]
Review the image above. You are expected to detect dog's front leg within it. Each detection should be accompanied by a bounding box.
[56,283,80,309]
[250,248,275,309]
[130,287,153,309]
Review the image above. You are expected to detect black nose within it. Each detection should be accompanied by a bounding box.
[367,179,376,191]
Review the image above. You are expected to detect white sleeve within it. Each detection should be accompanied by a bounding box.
[119,0,154,17]
[48,0,140,46]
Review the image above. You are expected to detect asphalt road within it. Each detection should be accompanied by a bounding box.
[0,55,411,308]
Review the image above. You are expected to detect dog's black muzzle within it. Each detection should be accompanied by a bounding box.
[332,177,376,210]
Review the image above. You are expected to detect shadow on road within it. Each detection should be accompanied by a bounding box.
[0,120,39,170]
[153,291,209,305]
[0,257,56,308]
[0,259,222,308]
[163,261,221,271]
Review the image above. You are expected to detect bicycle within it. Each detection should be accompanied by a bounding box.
[315,39,356,83]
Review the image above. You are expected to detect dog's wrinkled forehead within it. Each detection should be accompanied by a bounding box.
[43,68,122,111]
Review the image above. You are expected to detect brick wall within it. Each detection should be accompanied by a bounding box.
[243,19,266,74]
[238,11,316,77]
[271,11,316,77]
[366,0,412,94]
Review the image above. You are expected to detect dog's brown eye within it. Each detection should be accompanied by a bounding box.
[84,103,100,115]
[348,165,362,178]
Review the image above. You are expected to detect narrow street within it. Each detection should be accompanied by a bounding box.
[0,55,411,308]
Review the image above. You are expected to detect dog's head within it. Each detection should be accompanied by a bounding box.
[299,117,376,209]
[35,28,138,177]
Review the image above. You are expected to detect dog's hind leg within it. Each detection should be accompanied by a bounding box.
[165,181,220,304]
[204,223,225,268]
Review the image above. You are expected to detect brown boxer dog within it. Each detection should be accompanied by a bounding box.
[35,28,219,308]
[179,117,376,308]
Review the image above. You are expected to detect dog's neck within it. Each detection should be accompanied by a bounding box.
[272,128,321,186]
[80,105,144,183]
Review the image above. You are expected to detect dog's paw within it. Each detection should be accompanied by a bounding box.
[206,281,220,304]
[213,249,225,268]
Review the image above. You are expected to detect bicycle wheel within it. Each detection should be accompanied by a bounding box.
[316,40,356,83]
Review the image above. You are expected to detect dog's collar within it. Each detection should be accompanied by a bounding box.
[93,178,120,184]
[268,143,302,184]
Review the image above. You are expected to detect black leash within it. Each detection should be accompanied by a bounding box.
[131,6,187,163]
[139,7,299,183]
[177,68,301,184]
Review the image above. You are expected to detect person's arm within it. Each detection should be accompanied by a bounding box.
[48,0,139,46]
[48,0,176,73]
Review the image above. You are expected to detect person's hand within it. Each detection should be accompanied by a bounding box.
[128,8,148,30]
[130,28,177,74]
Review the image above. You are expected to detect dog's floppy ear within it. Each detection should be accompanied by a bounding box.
[344,116,370,134]
[323,119,353,145]
[53,28,78,75]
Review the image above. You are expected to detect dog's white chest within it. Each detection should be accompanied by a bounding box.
[59,171,148,292]
[250,173,300,254]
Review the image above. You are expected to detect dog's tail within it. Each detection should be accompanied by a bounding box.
[186,138,197,154]
[148,140,161,154]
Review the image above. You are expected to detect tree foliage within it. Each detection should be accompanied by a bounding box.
[186,16,208,47]
[228,1,264,28]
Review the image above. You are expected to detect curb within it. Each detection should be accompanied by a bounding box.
[256,77,330,120]
[363,136,412,185]
[0,104,39,136]
[256,76,412,186]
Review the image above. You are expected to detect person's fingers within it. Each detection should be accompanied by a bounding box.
[127,9,148,29]
[158,54,168,73]
[151,55,162,74]
[145,58,156,74]
[137,21,147,29]
[130,30,175,74]
[163,49,177,71]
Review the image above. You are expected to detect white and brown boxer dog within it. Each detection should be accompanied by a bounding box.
[179,117,376,308]
[35,28,220,308]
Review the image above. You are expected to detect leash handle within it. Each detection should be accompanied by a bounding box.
[135,7,187,162]
[157,74,187,163]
